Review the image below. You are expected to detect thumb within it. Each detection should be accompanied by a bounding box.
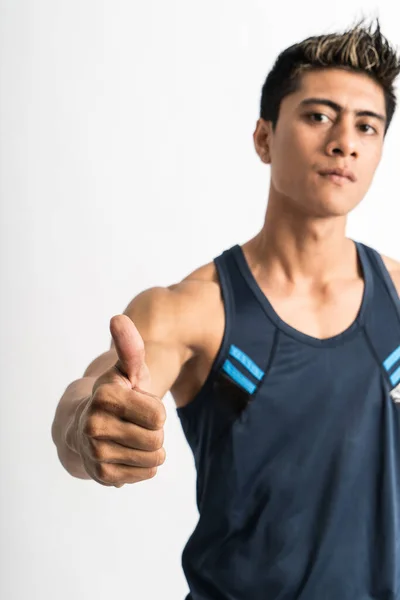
[109,314,151,390]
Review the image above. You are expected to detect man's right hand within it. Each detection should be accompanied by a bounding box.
[66,314,167,488]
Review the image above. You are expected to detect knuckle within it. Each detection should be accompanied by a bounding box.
[94,384,120,412]
[157,406,167,428]
[156,447,166,466]
[150,408,166,431]
[83,414,106,439]
[94,462,107,479]
[92,384,111,407]
[96,463,119,484]
[147,467,158,479]
[147,429,164,451]
[147,413,160,430]
[155,428,165,448]
[89,439,108,460]
[82,414,98,437]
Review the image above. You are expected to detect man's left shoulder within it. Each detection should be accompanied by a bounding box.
[380,254,400,297]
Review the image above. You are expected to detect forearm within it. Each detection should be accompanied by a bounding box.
[51,377,95,480]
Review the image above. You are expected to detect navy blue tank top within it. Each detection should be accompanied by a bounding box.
[176,240,400,600]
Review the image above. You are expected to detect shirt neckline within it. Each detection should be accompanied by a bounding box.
[232,239,372,348]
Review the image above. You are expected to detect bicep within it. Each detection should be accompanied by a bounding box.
[108,286,195,398]
[139,339,186,399]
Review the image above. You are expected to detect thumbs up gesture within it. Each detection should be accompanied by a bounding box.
[72,315,167,487]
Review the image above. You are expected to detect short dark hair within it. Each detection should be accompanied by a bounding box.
[260,18,400,134]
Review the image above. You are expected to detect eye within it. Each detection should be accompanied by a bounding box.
[306,112,330,124]
[358,123,377,135]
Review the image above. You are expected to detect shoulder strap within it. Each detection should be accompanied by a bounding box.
[214,245,278,399]
[358,242,400,397]
[196,244,279,455]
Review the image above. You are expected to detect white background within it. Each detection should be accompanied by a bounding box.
[1,1,400,599]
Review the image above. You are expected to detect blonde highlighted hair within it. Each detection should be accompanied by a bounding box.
[260,18,400,133]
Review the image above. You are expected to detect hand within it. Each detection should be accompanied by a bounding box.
[69,315,166,487]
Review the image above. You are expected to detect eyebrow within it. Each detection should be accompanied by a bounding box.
[299,97,386,123]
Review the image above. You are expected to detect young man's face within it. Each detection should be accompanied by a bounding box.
[254,68,387,218]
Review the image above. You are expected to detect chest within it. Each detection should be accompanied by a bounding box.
[172,277,365,408]
[262,276,365,340]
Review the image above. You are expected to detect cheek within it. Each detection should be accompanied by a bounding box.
[358,153,381,190]
[271,136,311,192]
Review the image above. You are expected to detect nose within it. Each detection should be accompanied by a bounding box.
[325,119,358,159]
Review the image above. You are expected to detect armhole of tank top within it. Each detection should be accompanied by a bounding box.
[364,244,400,325]
[175,252,234,419]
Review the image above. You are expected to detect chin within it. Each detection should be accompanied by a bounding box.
[297,192,361,218]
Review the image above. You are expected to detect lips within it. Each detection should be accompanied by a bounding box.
[318,168,356,182]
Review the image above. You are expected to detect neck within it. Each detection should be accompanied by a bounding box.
[248,195,355,284]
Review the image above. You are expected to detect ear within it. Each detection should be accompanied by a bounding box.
[253,118,272,164]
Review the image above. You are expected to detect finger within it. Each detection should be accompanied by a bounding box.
[88,440,166,468]
[92,385,166,431]
[92,462,158,486]
[109,314,151,389]
[86,409,165,451]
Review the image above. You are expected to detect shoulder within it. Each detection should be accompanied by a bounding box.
[119,258,222,355]
[169,260,223,347]
[379,254,400,297]
[170,259,221,314]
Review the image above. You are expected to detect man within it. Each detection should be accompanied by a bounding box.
[52,18,400,599]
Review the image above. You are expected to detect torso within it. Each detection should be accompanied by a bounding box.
[171,240,400,409]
